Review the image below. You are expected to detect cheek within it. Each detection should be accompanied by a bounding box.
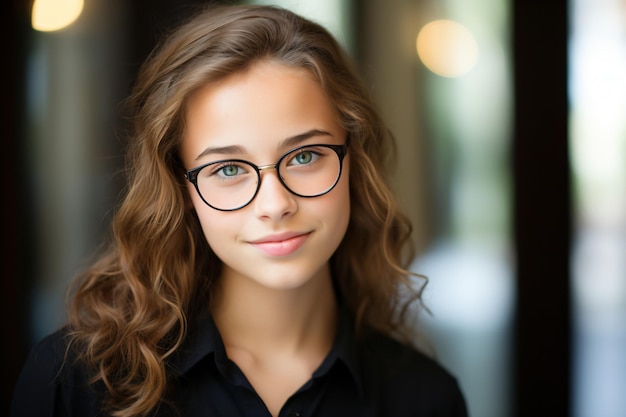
[338,168,352,236]
[193,206,239,263]
[321,168,351,235]
[338,162,351,211]
[187,184,226,240]
[338,178,351,228]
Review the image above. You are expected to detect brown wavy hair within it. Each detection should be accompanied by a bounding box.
[67,4,425,417]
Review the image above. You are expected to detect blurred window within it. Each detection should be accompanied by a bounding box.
[569,0,626,416]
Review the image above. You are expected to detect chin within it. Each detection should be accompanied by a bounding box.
[249,263,331,292]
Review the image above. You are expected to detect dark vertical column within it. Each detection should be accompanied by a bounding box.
[3,1,32,415]
[513,1,571,416]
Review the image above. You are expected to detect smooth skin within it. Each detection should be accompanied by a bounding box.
[179,60,351,417]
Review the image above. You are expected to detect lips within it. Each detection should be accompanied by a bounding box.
[249,232,310,257]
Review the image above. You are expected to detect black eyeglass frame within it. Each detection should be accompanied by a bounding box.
[185,143,348,211]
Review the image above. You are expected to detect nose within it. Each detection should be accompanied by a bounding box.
[253,166,297,221]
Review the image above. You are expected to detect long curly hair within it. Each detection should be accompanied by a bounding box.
[67,4,425,417]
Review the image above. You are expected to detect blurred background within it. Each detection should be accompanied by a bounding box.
[2,0,625,416]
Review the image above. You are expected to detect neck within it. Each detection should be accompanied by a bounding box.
[210,266,338,356]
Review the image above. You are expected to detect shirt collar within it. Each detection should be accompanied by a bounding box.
[173,307,222,374]
[311,303,365,399]
[173,303,365,399]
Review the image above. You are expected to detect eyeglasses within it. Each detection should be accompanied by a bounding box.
[185,143,348,211]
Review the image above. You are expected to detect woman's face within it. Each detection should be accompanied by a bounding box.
[179,60,350,291]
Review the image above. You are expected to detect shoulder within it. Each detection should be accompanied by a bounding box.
[20,328,70,368]
[357,331,469,416]
[10,328,104,417]
[360,331,454,384]
[13,328,73,392]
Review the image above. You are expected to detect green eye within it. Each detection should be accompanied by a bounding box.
[210,163,247,179]
[220,165,240,177]
[294,151,314,165]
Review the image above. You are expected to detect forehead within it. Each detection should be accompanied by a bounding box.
[180,60,344,163]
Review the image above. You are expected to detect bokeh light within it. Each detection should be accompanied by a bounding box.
[416,19,479,78]
[32,0,84,32]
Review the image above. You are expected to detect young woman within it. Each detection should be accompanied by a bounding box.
[11,4,468,417]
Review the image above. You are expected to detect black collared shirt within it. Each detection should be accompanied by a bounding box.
[11,307,468,417]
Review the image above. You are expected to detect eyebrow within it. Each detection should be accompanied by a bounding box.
[194,128,334,160]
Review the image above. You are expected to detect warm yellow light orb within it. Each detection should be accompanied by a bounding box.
[416,19,479,78]
[32,0,84,32]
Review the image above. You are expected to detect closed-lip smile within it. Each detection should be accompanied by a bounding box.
[249,231,311,256]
